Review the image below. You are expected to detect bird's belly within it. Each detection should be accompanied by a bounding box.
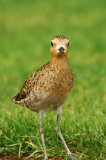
[26,88,70,112]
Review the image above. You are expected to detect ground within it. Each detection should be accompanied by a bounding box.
[0,0,105,159]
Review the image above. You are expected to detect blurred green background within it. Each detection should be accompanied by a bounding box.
[0,0,106,159]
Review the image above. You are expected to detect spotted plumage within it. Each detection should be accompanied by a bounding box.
[11,35,74,112]
[11,35,75,160]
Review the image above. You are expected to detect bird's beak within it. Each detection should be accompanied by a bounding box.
[59,47,65,55]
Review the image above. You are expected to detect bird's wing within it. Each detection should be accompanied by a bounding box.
[11,71,38,102]
[11,62,50,102]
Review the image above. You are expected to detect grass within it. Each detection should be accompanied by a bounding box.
[0,0,106,159]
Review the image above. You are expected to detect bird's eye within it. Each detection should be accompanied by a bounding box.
[51,42,53,47]
[68,42,69,46]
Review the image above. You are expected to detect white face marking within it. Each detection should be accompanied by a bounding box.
[56,45,66,53]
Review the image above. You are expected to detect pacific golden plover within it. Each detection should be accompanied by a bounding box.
[11,35,75,160]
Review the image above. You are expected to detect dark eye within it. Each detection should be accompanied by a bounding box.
[68,42,69,46]
[51,42,53,47]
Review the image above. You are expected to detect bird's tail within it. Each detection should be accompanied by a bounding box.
[10,96,20,104]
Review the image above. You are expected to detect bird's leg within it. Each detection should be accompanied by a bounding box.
[39,110,49,160]
[56,106,75,160]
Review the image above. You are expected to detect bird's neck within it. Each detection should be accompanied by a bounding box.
[51,55,70,69]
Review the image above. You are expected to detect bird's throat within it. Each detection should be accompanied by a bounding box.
[51,55,69,69]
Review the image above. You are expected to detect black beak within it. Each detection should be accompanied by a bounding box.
[59,47,65,55]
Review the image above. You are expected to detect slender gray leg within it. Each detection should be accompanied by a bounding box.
[56,106,75,160]
[39,110,49,160]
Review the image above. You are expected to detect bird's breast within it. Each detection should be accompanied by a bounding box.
[24,60,74,112]
[32,65,73,103]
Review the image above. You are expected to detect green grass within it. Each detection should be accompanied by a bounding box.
[0,0,106,159]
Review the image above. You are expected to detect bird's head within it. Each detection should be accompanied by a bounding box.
[50,35,69,58]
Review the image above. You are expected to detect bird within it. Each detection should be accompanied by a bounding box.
[11,35,75,160]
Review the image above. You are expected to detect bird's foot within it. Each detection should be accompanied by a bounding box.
[68,153,76,160]
[45,158,49,160]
